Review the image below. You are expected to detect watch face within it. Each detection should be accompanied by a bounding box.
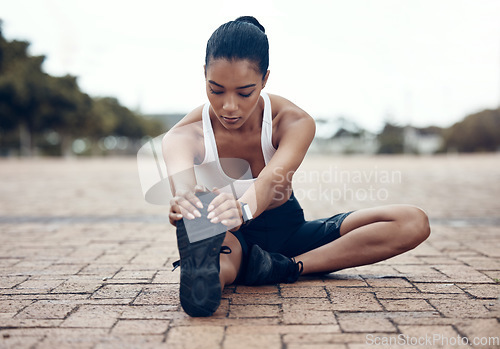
[242,203,253,221]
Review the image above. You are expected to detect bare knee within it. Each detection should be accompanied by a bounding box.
[397,206,430,252]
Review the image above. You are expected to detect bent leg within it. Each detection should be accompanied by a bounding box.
[296,205,430,274]
[219,232,243,289]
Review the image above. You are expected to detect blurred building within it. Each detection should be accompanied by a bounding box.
[310,117,379,154]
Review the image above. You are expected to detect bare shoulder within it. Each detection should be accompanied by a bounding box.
[267,93,316,144]
[162,104,205,163]
[163,105,204,141]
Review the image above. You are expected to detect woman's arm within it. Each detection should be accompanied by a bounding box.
[162,109,205,224]
[240,96,316,218]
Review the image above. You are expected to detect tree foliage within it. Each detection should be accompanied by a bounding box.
[0,21,165,156]
[377,122,404,154]
[442,108,500,152]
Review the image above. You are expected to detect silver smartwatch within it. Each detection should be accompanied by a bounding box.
[240,202,253,223]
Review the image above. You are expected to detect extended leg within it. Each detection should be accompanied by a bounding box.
[296,205,430,274]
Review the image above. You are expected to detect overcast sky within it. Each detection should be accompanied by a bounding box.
[1,0,499,131]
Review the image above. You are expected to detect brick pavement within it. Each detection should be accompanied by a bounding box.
[0,154,499,348]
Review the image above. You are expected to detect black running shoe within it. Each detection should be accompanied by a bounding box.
[175,191,227,317]
[243,244,303,286]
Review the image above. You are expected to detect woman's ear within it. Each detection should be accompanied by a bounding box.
[262,70,270,88]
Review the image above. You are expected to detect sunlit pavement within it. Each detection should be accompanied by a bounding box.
[0,154,499,348]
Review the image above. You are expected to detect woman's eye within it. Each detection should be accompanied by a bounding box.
[239,91,254,98]
[210,88,223,95]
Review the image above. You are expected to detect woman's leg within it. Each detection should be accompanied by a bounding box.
[219,232,243,288]
[296,205,430,274]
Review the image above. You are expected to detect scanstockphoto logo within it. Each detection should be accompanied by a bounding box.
[366,333,500,347]
[273,165,403,203]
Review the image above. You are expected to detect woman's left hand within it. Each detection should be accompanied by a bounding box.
[207,188,243,231]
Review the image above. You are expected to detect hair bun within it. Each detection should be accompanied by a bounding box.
[235,16,265,33]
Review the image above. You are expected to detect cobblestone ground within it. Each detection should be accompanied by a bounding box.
[0,154,499,349]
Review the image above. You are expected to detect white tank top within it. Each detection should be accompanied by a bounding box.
[194,92,276,198]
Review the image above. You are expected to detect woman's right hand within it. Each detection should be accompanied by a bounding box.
[168,186,205,226]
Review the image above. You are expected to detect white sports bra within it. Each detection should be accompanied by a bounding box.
[194,92,276,198]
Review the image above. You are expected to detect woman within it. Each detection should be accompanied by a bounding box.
[162,16,430,317]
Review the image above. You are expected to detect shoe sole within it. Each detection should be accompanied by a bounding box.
[176,192,226,317]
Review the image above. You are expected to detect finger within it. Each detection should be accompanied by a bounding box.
[220,215,243,230]
[185,191,204,210]
[208,206,241,227]
[169,211,183,221]
[175,195,200,219]
[207,191,235,213]
[207,194,238,220]
[194,184,207,193]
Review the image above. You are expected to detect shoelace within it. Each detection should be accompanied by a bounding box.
[281,257,303,283]
[293,258,304,275]
[171,246,232,271]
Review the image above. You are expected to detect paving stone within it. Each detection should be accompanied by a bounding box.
[226,324,340,335]
[287,344,347,349]
[0,334,42,349]
[413,282,465,294]
[326,287,383,311]
[281,297,333,311]
[283,308,337,325]
[120,305,179,319]
[111,319,169,335]
[151,269,180,284]
[337,313,397,333]
[364,277,414,288]
[433,265,495,283]
[458,284,500,299]
[323,274,368,287]
[110,269,156,281]
[393,265,449,282]
[93,335,165,349]
[165,325,224,349]
[171,316,280,327]
[455,319,500,349]
[77,265,121,278]
[428,298,493,318]
[417,256,462,265]
[223,333,281,349]
[235,285,279,294]
[379,298,435,312]
[15,278,65,292]
[283,332,368,344]
[229,293,282,305]
[0,318,63,328]
[91,284,143,299]
[132,284,179,305]
[60,305,125,328]
[229,304,279,318]
[0,299,33,313]
[15,300,76,319]
[280,286,328,298]
[0,276,28,288]
[397,325,463,349]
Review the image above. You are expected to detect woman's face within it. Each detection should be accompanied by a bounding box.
[205,58,269,130]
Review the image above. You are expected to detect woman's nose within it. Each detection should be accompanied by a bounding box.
[222,95,238,113]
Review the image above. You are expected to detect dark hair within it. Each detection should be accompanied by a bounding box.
[205,16,269,79]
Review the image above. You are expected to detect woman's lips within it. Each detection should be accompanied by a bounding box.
[221,116,240,124]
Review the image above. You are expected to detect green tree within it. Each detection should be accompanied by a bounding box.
[0,29,49,155]
[377,122,404,154]
[1,20,167,156]
[40,75,94,155]
[443,108,500,152]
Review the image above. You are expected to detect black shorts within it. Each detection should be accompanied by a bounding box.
[230,192,353,280]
